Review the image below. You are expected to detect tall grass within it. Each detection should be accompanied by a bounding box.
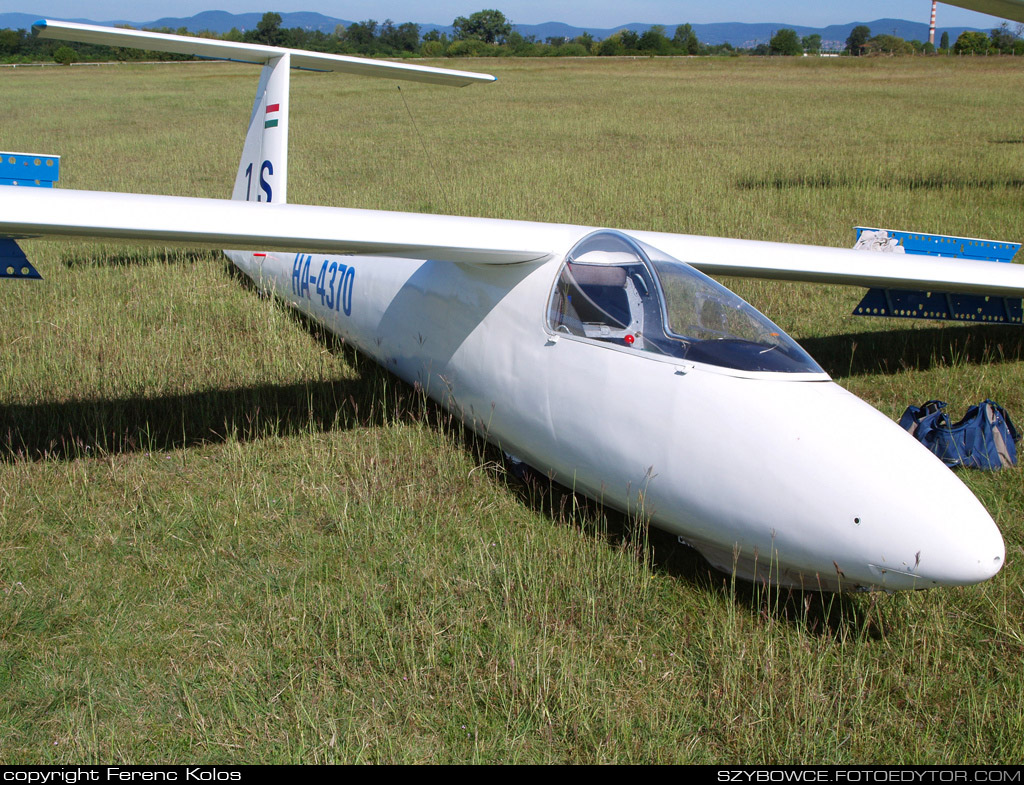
[0,55,1022,763]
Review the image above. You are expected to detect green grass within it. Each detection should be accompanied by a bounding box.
[1,55,1023,763]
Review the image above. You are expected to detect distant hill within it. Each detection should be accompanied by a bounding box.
[508,18,990,48]
[145,10,352,34]
[0,10,992,48]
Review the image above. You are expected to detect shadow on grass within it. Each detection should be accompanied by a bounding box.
[1,278,420,462]
[0,372,386,460]
[60,247,218,269]
[801,323,1024,379]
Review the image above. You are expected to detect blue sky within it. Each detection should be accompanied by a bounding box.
[14,1,1009,28]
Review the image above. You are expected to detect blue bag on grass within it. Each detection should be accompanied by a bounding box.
[899,400,1020,470]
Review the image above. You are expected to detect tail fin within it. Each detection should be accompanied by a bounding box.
[232,54,289,204]
[31,20,494,207]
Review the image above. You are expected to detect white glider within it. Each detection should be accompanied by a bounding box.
[1,20,1019,591]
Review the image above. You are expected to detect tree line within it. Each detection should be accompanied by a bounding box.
[843,22,1024,55]
[2,10,1022,64]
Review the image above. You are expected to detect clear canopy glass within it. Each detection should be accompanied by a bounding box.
[548,231,824,375]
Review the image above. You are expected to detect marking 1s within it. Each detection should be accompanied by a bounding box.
[244,159,273,202]
[259,160,273,202]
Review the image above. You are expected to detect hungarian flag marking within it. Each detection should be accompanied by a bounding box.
[265,103,280,129]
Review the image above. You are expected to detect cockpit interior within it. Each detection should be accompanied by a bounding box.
[547,231,824,374]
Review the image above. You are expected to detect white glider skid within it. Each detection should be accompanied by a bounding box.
[1,21,1018,592]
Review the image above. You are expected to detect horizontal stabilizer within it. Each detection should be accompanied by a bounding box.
[0,238,42,280]
[32,20,495,86]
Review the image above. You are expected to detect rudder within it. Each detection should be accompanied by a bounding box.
[232,53,289,204]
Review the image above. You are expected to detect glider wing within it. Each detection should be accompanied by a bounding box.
[0,186,562,265]
[3,185,1024,298]
[629,229,1024,298]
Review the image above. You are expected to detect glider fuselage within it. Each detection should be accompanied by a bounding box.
[228,246,1005,592]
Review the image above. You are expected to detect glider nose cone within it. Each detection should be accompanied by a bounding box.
[950,523,1005,584]
[812,387,1006,590]
[718,381,1007,591]
[892,488,1005,588]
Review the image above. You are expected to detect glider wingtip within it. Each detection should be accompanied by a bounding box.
[465,74,497,86]
[32,19,48,31]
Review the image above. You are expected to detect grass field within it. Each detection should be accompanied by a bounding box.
[2,55,1024,764]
